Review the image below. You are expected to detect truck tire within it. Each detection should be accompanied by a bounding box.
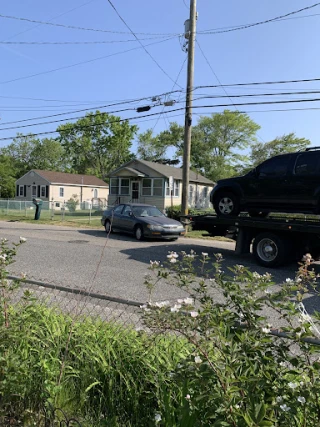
[252,232,288,267]
[213,192,240,217]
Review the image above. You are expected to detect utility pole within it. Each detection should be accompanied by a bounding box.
[181,0,197,216]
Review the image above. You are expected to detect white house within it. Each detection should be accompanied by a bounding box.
[108,159,215,210]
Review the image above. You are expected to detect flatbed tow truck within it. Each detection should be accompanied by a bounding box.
[184,213,320,267]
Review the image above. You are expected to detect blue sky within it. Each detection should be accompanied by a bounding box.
[0,0,320,154]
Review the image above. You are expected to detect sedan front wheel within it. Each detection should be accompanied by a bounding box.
[134,225,144,241]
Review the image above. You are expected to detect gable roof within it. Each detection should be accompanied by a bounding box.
[110,159,214,185]
[30,170,108,187]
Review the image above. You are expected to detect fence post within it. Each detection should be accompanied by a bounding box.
[6,199,9,216]
[25,201,27,217]
[89,203,92,224]
[51,199,54,220]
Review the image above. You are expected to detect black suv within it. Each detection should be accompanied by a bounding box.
[210,147,320,217]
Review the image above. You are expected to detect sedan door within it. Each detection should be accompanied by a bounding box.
[110,204,125,230]
[120,205,136,232]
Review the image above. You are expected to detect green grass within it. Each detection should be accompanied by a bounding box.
[0,300,191,426]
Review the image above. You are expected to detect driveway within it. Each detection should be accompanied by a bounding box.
[1,220,319,315]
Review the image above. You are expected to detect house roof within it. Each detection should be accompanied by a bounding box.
[30,170,108,187]
[110,159,214,185]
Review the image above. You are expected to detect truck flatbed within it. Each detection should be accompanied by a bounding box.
[184,213,320,267]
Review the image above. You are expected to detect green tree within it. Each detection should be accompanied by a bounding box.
[57,111,137,179]
[0,155,16,197]
[250,133,311,167]
[151,111,260,181]
[137,129,167,161]
[0,134,67,176]
[29,138,67,171]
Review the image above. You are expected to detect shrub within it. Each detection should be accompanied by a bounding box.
[65,194,79,213]
[142,251,320,426]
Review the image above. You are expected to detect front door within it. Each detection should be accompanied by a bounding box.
[131,181,139,202]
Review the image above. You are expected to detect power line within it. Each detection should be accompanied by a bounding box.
[151,56,187,132]
[0,37,176,85]
[0,88,184,126]
[0,108,137,131]
[0,109,185,141]
[198,12,320,35]
[106,0,183,89]
[0,36,170,45]
[196,39,266,143]
[3,98,320,142]
[1,0,98,42]
[0,12,178,37]
[198,2,320,35]
[195,77,320,89]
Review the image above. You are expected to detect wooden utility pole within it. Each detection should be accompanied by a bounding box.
[181,0,197,216]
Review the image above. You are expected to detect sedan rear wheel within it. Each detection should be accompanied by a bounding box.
[135,225,144,241]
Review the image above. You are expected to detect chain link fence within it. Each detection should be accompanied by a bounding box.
[7,275,144,329]
[0,199,108,226]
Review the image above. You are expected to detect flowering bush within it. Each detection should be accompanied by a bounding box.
[142,250,320,426]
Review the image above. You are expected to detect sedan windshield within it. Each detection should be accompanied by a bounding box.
[132,206,164,217]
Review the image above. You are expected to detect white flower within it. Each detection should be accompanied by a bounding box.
[155,413,162,423]
[297,396,306,404]
[276,396,283,403]
[154,300,170,308]
[262,327,271,334]
[19,237,27,243]
[288,382,298,389]
[253,272,261,279]
[183,297,193,305]
[185,394,191,400]
[234,404,240,409]
[264,288,271,294]
[279,362,286,367]
[194,356,202,364]
[167,251,178,259]
[170,304,181,313]
[280,404,290,412]
[169,258,177,263]
[286,278,294,284]
[201,252,208,257]
[150,260,160,267]
[190,311,199,318]
[0,254,7,261]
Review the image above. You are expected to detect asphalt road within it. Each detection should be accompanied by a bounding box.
[1,220,319,316]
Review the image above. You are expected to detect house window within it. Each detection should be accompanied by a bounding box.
[189,185,194,199]
[153,179,163,196]
[93,189,98,198]
[59,187,64,197]
[120,178,130,195]
[55,202,60,208]
[110,178,119,195]
[174,180,180,197]
[19,185,24,197]
[32,185,37,197]
[142,178,163,196]
[142,178,152,196]
[166,180,180,197]
[41,186,46,197]
[203,187,208,198]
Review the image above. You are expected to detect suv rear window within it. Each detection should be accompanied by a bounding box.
[294,153,320,176]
